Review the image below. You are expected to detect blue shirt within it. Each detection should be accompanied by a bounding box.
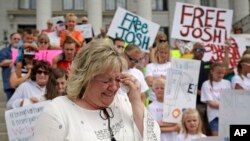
[0,45,13,90]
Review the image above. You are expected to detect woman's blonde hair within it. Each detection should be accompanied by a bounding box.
[155,42,170,63]
[66,39,128,100]
[181,108,204,138]
[66,13,77,21]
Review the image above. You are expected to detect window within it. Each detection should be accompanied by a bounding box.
[152,0,168,11]
[19,0,36,9]
[63,0,85,10]
[201,0,216,7]
[105,0,126,11]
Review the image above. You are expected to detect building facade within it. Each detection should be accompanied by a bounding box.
[0,0,249,45]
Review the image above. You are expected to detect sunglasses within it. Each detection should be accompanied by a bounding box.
[194,48,206,53]
[39,41,48,44]
[125,52,140,64]
[37,70,49,75]
[159,39,167,43]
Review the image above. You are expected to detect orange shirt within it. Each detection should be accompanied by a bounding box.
[60,30,84,52]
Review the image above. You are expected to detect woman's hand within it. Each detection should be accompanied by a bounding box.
[119,73,141,104]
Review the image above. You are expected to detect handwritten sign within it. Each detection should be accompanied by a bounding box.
[163,58,201,123]
[107,7,160,52]
[219,90,250,139]
[171,2,233,45]
[12,49,62,64]
[203,37,246,67]
[5,101,50,141]
[75,24,93,38]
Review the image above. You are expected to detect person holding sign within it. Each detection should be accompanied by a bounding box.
[52,13,84,68]
[7,60,51,109]
[148,77,180,141]
[201,62,232,136]
[176,108,207,141]
[32,39,160,141]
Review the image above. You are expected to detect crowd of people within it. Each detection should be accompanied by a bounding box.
[0,11,249,141]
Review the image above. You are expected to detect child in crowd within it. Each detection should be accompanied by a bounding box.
[15,29,38,77]
[231,54,250,90]
[148,77,180,141]
[201,62,232,136]
[52,13,84,68]
[176,108,207,141]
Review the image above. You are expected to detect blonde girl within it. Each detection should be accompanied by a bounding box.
[148,77,180,141]
[201,62,231,136]
[145,42,171,102]
[176,108,206,141]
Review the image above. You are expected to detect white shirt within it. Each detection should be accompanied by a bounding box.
[176,133,206,141]
[32,95,161,141]
[148,101,178,141]
[201,79,231,122]
[145,62,171,101]
[6,80,46,110]
[231,75,250,90]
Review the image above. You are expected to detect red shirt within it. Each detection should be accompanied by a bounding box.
[57,60,72,75]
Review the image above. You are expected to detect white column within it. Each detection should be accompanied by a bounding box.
[87,0,102,35]
[137,0,152,20]
[216,0,230,9]
[186,0,200,5]
[233,0,249,23]
[36,0,52,31]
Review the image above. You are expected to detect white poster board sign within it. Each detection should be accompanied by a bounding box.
[75,24,93,38]
[47,31,60,47]
[51,16,65,26]
[5,101,50,141]
[163,58,201,123]
[107,7,160,52]
[171,2,233,45]
[203,37,246,68]
[219,90,250,139]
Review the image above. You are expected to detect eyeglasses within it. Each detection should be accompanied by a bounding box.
[100,108,116,141]
[37,70,49,75]
[39,41,48,44]
[125,52,140,64]
[82,20,88,23]
[194,48,206,53]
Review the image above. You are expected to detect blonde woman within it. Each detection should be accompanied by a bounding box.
[32,39,160,141]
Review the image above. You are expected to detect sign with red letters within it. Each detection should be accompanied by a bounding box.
[171,2,233,45]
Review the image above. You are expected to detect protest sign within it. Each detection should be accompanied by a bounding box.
[47,31,60,47]
[163,58,200,123]
[75,24,93,39]
[12,49,62,64]
[219,90,250,139]
[107,7,160,52]
[203,37,246,67]
[171,2,233,45]
[5,101,50,141]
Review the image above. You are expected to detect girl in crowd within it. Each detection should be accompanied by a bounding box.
[148,77,180,141]
[176,108,206,141]
[231,54,250,90]
[43,68,67,100]
[145,42,171,102]
[201,62,232,136]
